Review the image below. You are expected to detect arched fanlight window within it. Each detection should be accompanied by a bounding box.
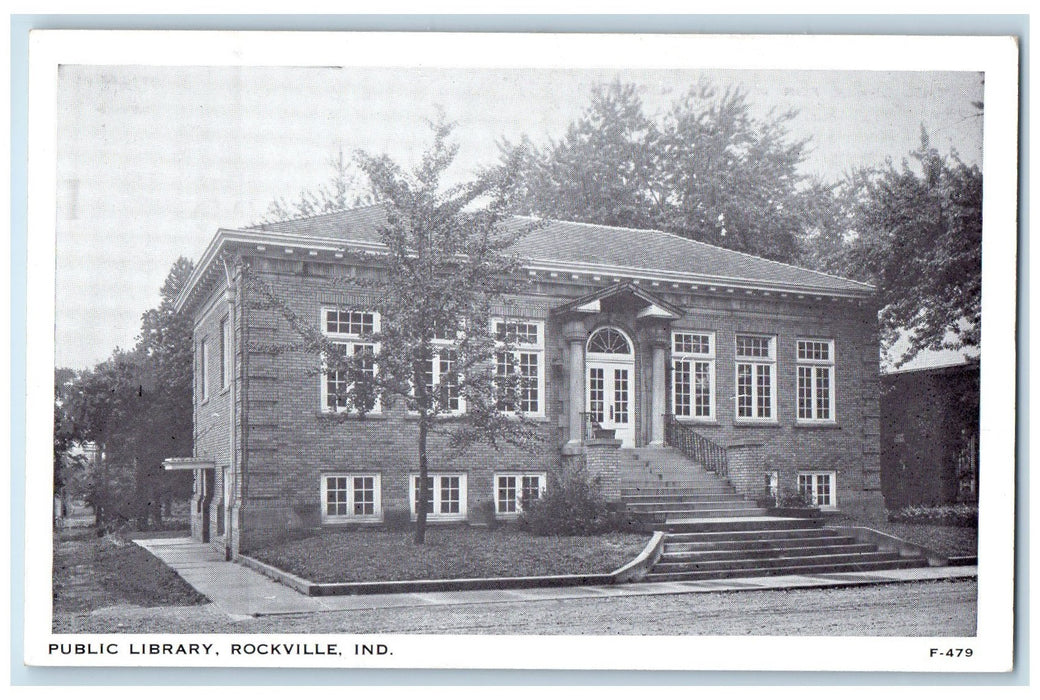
[587,327,632,355]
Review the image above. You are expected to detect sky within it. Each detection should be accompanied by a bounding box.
[54,65,984,370]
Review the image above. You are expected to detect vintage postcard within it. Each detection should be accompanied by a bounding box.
[23,30,1018,672]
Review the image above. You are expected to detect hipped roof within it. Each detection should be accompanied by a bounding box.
[177,203,874,312]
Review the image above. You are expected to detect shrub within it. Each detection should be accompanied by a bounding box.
[383,506,412,531]
[776,487,816,509]
[518,466,632,536]
[889,503,978,527]
[468,499,498,528]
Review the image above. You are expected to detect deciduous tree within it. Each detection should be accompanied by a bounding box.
[250,115,542,543]
[499,80,818,263]
[813,130,982,365]
[498,80,665,230]
[133,257,196,523]
[57,259,196,528]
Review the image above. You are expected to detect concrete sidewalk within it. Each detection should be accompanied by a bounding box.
[135,537,978,619]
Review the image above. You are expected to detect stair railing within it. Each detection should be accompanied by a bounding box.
[580,412,617,442]
[664,414,729,478]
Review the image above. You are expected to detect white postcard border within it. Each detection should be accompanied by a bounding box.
[24,30,1019,672]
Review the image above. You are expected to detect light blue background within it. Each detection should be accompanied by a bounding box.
[10,12,1029,686]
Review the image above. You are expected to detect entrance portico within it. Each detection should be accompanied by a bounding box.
[556,283,682,451]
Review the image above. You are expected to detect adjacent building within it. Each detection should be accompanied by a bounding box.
[880,360,980,509]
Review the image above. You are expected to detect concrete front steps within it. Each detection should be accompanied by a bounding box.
[620,446,769,523]
[618,447,930,581]
[646,519,931,582]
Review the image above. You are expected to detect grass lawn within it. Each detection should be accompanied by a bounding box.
[249,527,649,583]
[53,529,208,615]
[831,514,977,557]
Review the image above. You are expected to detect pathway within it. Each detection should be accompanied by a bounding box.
[135,537,977,619]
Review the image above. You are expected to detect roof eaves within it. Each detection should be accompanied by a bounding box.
[175,229,229,313]
[175,229,389,314]
[523,257,876,298]
[176,220,876,314]
[881,359,979,377]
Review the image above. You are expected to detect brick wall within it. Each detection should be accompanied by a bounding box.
[192,283,236,549]
[725,442,767,499]
[189,252,885,550]
[668,294,884,518]
[230,258,561,551]
[584,441,623,502]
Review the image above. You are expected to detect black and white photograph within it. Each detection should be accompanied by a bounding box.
[23,30,1018,672]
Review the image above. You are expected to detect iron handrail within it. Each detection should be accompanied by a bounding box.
[580,411,617,442]
[664,414,728,477]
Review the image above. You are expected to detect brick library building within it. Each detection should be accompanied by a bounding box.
[167,204,884,555]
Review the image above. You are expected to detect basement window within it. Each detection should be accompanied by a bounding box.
[410,474,467,522]
[494,473,546,515]
[797,471,836,509]
[321,474,382,523]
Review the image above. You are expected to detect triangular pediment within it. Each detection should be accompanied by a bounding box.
[554,282,683,320]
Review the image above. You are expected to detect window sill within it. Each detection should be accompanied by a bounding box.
[321,516,383,525]
[794,422,841,430]
[403,412,550,423]
[411,515,467,523]
[220,386,231,396]
[733,421,781,428]
[500,413,550,423]
[404,411,466,422]
[674,418,719,426]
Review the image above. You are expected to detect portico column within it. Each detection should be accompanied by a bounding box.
[649,331,669,447]
[563,319,588,450]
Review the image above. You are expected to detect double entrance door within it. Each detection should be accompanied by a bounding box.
[587,361,634,448]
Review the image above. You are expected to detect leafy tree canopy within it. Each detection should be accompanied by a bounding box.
[808,129,982,366]
[57,259,196,527]
[498,79,815,262]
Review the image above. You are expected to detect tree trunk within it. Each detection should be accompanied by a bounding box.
[133,456,148,530]
[150,482,163,528]
[97,444,107,527]
[415,414,429,545]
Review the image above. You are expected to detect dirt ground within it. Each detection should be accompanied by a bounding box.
[55,578,977,636]
[52,529,207,621]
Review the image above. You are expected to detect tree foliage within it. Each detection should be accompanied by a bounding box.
[498,81,664,231]
[807,130,982,365]
[59,350,142,525]
[503,81,982,362]
[258,148,374,224]
[250,115,542,543]
[499,79,814,262]
[57,258,196,528]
